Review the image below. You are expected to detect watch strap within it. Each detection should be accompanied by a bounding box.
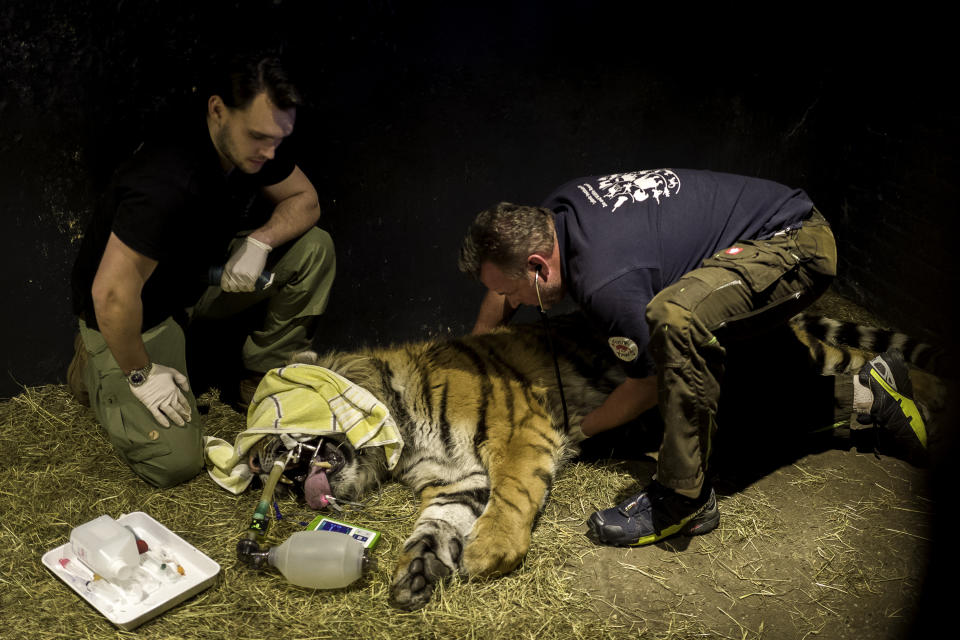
[126,361,153,387]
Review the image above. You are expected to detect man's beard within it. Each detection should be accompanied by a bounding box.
[214,126,249,173]
[535,279,563,310]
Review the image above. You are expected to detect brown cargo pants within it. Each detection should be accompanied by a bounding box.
[646,209,837,494]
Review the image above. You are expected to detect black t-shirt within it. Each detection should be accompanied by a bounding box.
[544,168,813,377]
[71,116,296,330]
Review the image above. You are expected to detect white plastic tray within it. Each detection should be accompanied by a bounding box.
[42,511,220,630]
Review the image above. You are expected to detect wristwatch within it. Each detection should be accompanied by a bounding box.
[126,362,153,387]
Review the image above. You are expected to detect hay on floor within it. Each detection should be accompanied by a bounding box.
[0,378,932,640]
[0,385,640,640]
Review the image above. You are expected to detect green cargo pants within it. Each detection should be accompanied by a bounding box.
[77,226,336,488]
[192,227,336,373]
[645,210,837,494]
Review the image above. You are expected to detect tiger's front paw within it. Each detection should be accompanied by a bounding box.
[389,538,460,610]
[462,517,529,578]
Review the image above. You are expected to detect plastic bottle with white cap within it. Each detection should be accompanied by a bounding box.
[70,515,140,581]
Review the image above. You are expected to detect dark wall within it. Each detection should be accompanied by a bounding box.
[808,78,957,343]
[1,2,956,398]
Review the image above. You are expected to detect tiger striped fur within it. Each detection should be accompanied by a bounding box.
[273,311,943,610]
[290,314,624,610]
[790,312,945,376]
[789,313,946,413]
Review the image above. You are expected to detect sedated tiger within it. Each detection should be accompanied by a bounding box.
[246,312,943,610]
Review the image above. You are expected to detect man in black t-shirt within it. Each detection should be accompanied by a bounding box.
[68,57,335,488]
[459,169,838,546]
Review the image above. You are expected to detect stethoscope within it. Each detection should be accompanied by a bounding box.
[535,268,570,432]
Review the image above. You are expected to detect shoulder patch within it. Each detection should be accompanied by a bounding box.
[608,337,639,362]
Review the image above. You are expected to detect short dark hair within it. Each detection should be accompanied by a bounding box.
[458,203,555,279]
[207,55,302,111]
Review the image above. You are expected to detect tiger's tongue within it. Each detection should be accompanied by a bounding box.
[304,466,332,509]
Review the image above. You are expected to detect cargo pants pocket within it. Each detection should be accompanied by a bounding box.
[792,214,838,278]
[701,240,801,293]
[96,371,174,464]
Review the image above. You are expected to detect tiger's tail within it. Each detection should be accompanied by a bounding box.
[789,313,945,377]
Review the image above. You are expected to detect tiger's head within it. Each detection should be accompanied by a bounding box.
[251,350,394,506]
[247,426,391,509]
[312,435,389,503]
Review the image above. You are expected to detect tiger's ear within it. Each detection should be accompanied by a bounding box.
[290,350,320,365]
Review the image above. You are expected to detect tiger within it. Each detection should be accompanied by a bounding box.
[285,314,623,610]
[252,311,945,610]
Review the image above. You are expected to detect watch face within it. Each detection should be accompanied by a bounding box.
[130,371,146,385]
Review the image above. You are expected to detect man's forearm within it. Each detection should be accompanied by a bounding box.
[94,290,150,374]
[91,232,157,374]
[471,290,517,334]
[581,376,658,436]
[249,192,321,248]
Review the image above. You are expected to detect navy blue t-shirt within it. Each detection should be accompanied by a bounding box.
[544,168,813,377]
[71,115,296,330]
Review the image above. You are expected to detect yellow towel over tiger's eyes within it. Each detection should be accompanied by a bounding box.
[204,363,403,494]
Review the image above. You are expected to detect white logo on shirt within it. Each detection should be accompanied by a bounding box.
[608,337,639,362]
[596,169,681,212]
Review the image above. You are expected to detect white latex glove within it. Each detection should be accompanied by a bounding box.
[129,363,192,427]
[221,236,272,292]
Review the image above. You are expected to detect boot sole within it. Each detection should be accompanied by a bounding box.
[628,493,720,546]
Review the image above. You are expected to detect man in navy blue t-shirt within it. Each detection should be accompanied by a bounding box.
[459,168,838,546]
